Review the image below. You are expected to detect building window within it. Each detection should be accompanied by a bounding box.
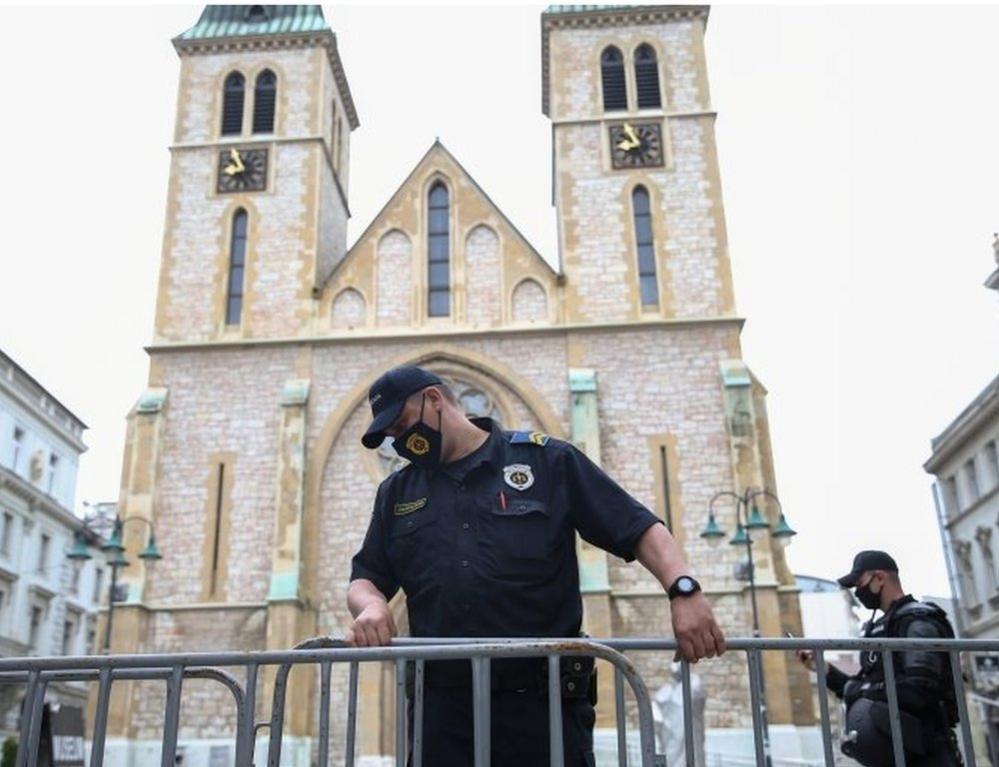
[47,454,59,494]
[944,476,959,518]
[632,186,659,306]
[427,183,450,317]
[601,46,627,111]
[221,72,245,136]
[29,606,43,651]
[634,44,662,109]
[252,69,277,134]
[93,569,104,604]
[11,427,24,473]
[226,209,248,326]
[39,534,50,574]
[1,512,12,557]
[986,440,999,488]
[61,618,75,656]
[965,459,980,504]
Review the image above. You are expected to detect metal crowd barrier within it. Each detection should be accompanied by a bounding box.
[0,636,993,767]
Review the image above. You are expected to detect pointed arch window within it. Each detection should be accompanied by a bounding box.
[253,70,277,134]
[226,209,248,325]
[632,186,659,307]
[221,72,245,136]
[634,44,662,109]
[601,46,627,111]
[427,183,450,317]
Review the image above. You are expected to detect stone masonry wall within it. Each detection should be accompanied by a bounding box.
[511,278,548,322]
[375,230,413,326]
[464,225,502,327]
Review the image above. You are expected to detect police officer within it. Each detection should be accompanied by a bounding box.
[797,551,962,767]
[346,365,726,766]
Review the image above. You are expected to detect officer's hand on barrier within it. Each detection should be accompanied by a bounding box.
[670,593,727,663]
[796,649,817,671]
[345,602,397,647]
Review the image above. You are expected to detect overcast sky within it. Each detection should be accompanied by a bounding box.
[1,4,997,600]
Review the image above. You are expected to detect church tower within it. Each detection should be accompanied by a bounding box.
[541,4,813,730]
[155,4,356,344]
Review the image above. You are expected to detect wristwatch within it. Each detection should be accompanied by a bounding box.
[667,575,702,600]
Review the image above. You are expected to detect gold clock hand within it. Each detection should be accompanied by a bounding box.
[624,123,640,145]
[231,148,245,173]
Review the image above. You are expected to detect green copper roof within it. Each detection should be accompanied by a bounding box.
[543,5,633,14]
[177,5,329,41]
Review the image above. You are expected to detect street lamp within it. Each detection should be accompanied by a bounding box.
[66,516,161,653]
[699,488,796,767]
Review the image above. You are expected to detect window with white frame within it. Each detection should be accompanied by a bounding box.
[11,427,24,473]
[986,440,998,489]
[0,512,11,557]
[61,618,76,656]
[47,454,59,494]
[28,605,44,651]
[38,533,50,575]
[965,459,980,504]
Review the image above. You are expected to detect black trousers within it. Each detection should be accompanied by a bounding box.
[408,685,596,767]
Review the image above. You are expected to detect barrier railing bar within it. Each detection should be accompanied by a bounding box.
[746,650,766,767]
[160,666,184,767]
[89,668,112,767]
[24,676,47,767]
[472,656,491,767]
[413,659,425,767]
[345,661,359,767]
[267,662,290,767]
[950,650,975,767]
[395,658,406,767]
[681,661,694,767]
[813,651,834,767]
[238,663,257,767]
[548,654,564,767]
[614,667,626,767]
[14,670,38,767]
[880,649,907,767]
[318,661,331,767]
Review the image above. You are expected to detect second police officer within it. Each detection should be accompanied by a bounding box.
[797,551,962,767]
[347,365,726,766]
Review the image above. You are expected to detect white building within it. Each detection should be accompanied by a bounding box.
[924,237,999,765]
[0,348,108,737]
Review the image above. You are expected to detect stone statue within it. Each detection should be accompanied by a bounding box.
[652,662,707,767]
[975,526,998,591]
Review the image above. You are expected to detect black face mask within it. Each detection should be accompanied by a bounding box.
[392,394,443,469]
[854,581,881,611]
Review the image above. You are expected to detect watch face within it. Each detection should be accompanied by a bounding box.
[609,122,664,169]
[676,576,695,594]
[217,148,268,193]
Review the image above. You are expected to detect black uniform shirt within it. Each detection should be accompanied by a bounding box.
[350,418,661,639]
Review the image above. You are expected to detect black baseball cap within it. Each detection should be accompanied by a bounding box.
[361,365,443,449]
[837,550,899,588]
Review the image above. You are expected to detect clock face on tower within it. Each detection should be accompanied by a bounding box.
[216,148,268,193]
[608,122,664,169]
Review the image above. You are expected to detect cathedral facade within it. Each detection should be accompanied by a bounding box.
[102,5,812,763]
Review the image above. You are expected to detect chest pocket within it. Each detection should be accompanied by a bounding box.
[388,508,439,581]
[488,498,551,560]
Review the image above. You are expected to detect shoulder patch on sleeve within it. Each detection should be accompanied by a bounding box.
[510,430,550,446]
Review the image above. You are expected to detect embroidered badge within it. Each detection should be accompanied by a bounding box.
[394,497,427,516]
[405,433,430,456]
[503,464,535,491]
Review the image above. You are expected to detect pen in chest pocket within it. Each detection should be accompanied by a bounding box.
[498,490,507,511]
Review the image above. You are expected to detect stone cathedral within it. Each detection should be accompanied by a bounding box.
[101,4,813,764]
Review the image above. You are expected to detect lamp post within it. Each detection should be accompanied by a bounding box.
[67,516,162,653]
[700,488,796,767]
